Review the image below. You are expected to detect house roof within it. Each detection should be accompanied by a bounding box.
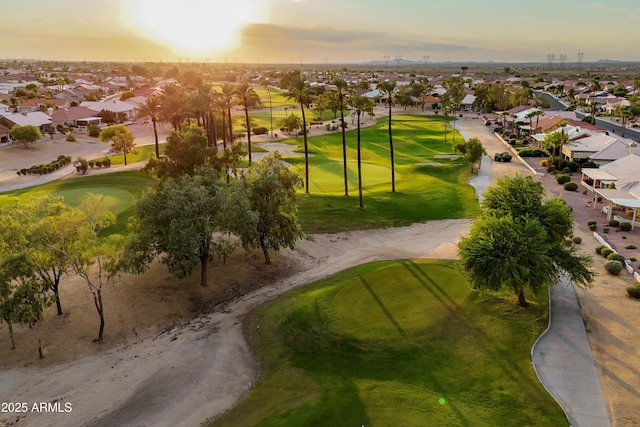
[461,94,476,105]
[595,188,640,208]
[80,100,137,113]
[19,98,67,108]
[599,154,640,181]
[1,112,52,127]
[51,106,99,122]
[590,140,634,161]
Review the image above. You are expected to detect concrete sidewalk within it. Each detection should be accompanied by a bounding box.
[461,119,611,427]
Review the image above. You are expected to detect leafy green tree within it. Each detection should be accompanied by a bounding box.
[278,115,302,135]
[241,153,304,264]
[454,137,486,173]
[49,194,121,342]
[9,124,42,148]
[541,127,568,157]
[377,80,397,192]
[235,83,260,165]
[160,124,215,177]
[349,95,375,208]
[286,73,315,194]
[127,171,257,287]
[99,124,135,165]
[137,95,162,158]
[332,77,351,196]
[458,175,594,307]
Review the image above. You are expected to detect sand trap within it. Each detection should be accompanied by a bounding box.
[414,162,444,166]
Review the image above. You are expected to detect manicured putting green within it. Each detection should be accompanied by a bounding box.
[52,187,133,215]
[213,260,566,427]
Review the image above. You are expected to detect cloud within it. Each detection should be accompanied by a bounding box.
[235,23,492,62]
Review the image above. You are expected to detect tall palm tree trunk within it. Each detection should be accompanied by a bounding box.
[357,111,364,208]
[301,103,309,194]
[152,118,159,158]
[227,108,233,143]
[387,101,395,192]
[245,106,252,164]
[340,99,348,196]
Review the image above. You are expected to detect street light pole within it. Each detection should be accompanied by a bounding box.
[266,86,273,138]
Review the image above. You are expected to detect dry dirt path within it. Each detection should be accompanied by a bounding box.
[0,219,468,427]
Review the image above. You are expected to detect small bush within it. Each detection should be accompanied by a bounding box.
[619,222,632,231]
[583,190,588,195]
[595,244,606,254]
[601,248,614,258]
[494,152,513,162]
[547,165,557,173]
[627,284,640,299]
[572,236,582,244]
[622,235,628,239]
[608,219,620,227]
[608,252,626,262]
[66,134,76,142]
[518,148,548,157]
[562,167,571,174]
[539,159,548,167]
[581,161,598,169]
[564,182,578,191]
[603,227,610,233]
[88,124,100,138]
[567,161,579,172]
[625,244,637,250]
[252,126,269,135]
[556,174,571,185]
[587,220,597,226]
[589,224,597,231]
[629,257,637,262]
[604,260,624,275]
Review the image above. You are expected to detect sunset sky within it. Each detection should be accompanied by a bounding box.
[1,0,639,64]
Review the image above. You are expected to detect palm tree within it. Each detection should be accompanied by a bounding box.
[377,80,397,192]
[332,77,351,196]
[137,95,161,158]
[285,73,315,194]
[524,109,544,143]
[234,83,260,165]
[349,95,375,209]
[220,83,235,146]
[159,83,184,131]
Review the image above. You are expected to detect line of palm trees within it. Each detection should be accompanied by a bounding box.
[284,73,398,207]
[137,74,400,208]
[136,80,260,165]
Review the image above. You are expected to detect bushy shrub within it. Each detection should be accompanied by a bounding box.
[547,165,557,173]
[608,252,626,262]
[539,159,548,167]
[494,152,512,162]
[509,138,518,145]
[581,161,598,169]
[564,182,578,191]
[595,244,606,254]
[567,161,579,172]
[562,167,571,174]
[627,284,640,299]
[608,219,620,227]
[518,148,548,157]
[588,220,597,226]
[603,227,610,233]
[604,260,624,275]
[572,236,582,244]
[556,174,571,184]
[601,248,614,258]
[625,244,637,249]
[589,224,597,231]
[66,134,75,142]
[88,124,100,137]
[619,222,632,231]
[630,257,637,262]
[252,126,268,135]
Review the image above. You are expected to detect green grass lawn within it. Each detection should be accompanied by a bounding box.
[284,114,480,232]
[250,109,345,130]
[0,172,155,235]
[93,143,166,165]
[212,259,566,427]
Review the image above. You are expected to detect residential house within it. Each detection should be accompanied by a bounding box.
[18,98,68,113]
[562,133,633,164]
[80,99,139,121]
[0,123,10,142]
[0,111,53,133]
[50,106,102,129]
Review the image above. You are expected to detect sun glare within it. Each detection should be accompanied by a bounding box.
[130,0,258,54]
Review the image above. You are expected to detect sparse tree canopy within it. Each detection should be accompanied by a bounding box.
[126,171,257,287]
[458,175,594,307]
[160,124,216,177]
[9,124,42,148]
[240,152,304,264]
[454,137,486,173]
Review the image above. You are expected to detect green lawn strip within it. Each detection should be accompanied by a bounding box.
[283,114,479,232]
[250,109,346,130]
[90,143,166,166]
[212,260,565,427]
[0,171,155,236]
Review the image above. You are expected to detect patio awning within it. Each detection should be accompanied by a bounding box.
[595,188,640,208]
[582,169,617,181]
